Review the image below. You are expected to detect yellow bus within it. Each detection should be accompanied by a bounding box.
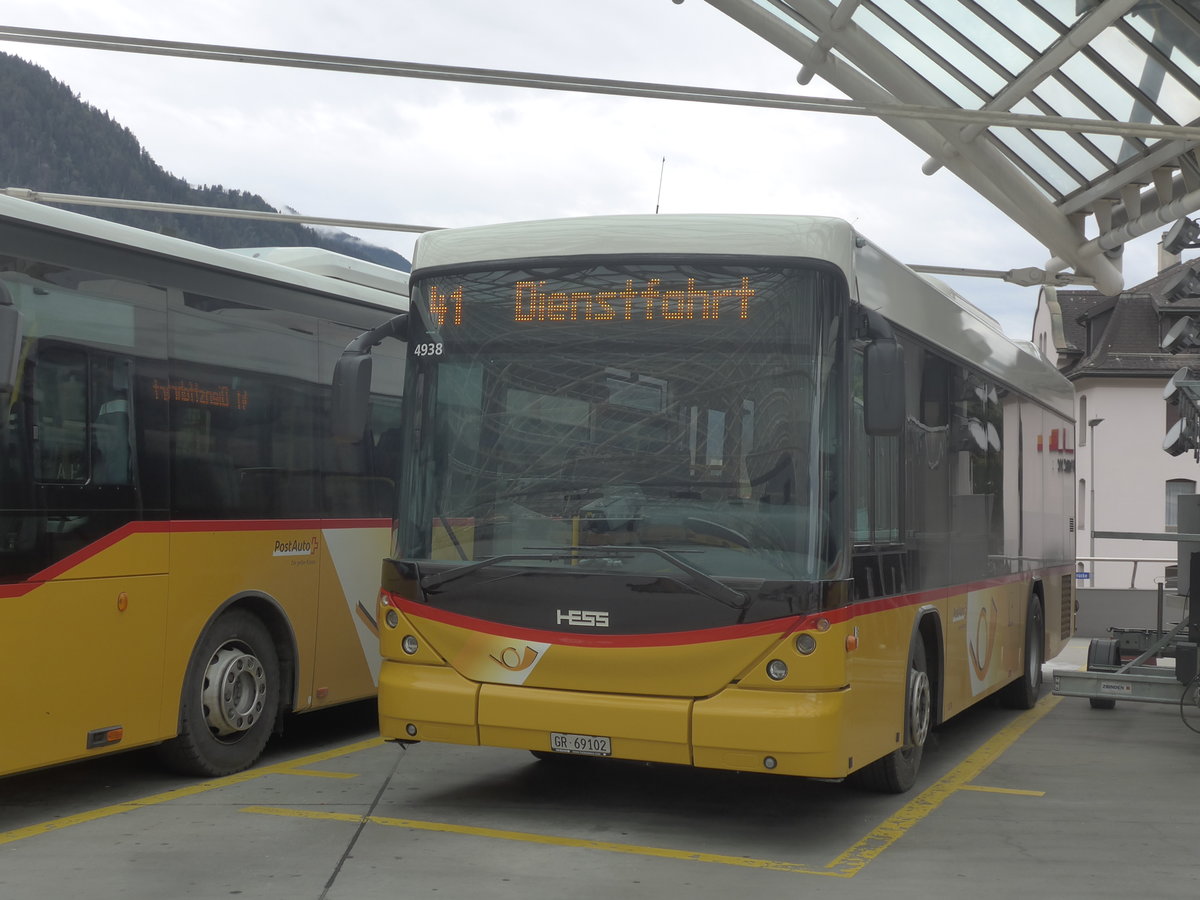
[0,195,407,778]
[337,214,1075,792]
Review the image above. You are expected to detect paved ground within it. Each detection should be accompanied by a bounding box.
[3,639,1200,899]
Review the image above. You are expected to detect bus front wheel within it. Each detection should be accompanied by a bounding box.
[851,639,931,794]
[158,609,281,777]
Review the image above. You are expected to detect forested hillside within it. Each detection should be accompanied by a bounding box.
[0,52,410,270]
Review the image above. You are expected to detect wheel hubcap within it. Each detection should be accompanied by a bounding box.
[201,644,268,737]
[909,668,932,748]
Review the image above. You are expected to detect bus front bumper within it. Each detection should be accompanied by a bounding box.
[379,661,851,779]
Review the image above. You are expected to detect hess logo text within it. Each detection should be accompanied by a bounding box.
[556,609,609,628]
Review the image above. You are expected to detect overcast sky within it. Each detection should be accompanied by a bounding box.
[1,0,1175,337]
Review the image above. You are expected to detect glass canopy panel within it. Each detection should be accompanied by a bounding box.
[871,2,1010,98]
[1035,0,1083,29]
[1059,52,1159,145]
[1009,97,1104,184]
[991,126,1076,197]
[1128,4,1200,94]
[854,7,982,107]
[972,0,1062,52]
[939,22,1031,85]
[720,0,1200,283]
[1093,28,1185,124]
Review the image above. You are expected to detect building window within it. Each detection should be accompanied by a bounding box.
[1079,395,1088,447]
[1166,479,1196,531]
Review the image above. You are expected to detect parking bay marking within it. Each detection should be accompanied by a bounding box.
[0,737,383,846]
[245,695,1062,878]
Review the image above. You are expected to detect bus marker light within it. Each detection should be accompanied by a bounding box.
[401,634,419,654]
[766,659,788,681]
[815,618,831,632]
[405,724,418,737]
[85,726,124,749]
[795,634,817,655]
[763,756,777,770]
[846,630,860,652]
[116,592,128,612]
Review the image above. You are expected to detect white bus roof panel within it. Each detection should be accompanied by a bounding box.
[411,212,1073,416]
[0,193,408,312]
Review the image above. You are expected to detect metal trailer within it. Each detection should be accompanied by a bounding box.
[1052,524,1200,718]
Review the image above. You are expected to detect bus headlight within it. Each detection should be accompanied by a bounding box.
[401,634,419,655]
[795,633,817,655]
[766,659,788,681]
[385,609,400,629]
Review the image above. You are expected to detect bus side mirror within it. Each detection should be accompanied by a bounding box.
[331,312,409,442]
[332,353,373,441]
[864,338,904,436]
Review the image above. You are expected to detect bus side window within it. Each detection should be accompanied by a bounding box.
[34,346,89,484]
[850,347,903,599]
[91,357,133,485]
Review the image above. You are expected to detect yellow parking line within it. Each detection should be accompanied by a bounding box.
[283,769,360,779]
[0,737,383,846]
[241,806,840,876]
[242,696,1061,878]
[957,784,1045,797]
[826,694,1060,876]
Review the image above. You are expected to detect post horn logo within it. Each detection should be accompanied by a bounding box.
[969,597,999,681]
[490,646,540,672]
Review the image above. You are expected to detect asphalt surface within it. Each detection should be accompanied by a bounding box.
[3,639,1200,899]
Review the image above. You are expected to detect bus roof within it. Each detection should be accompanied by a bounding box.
[410,213,859,276]
[226,246,410,296]
[0,193,409,313]
[410,213,1074,418]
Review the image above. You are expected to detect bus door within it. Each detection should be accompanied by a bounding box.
[0,342,169,775]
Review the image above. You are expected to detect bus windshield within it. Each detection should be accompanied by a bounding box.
[398,261,846,590]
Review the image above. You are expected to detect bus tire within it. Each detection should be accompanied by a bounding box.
[998,598,1043,709]
[157,609,281,777]
[850,638,931,794]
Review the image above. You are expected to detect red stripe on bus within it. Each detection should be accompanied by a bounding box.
[0,517,390,597]
[392,595,803,647]
[394,564,1075,649]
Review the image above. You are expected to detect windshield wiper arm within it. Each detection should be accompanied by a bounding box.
[420,552,572,591]
[422,546,751,610]
[533,545,750,610]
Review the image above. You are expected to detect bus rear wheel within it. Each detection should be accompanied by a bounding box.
[851,639,931,794]
[999,599,1044,709]
[158,609,281,777]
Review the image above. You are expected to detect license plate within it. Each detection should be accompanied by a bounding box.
[549,732,611,757]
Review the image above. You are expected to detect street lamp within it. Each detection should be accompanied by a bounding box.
[1088,417,1105,585]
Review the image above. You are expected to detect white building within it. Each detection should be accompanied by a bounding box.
[1032,251,1200,630]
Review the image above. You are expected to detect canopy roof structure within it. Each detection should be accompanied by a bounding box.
[1,4,1198,294]
[705,0,1200,294]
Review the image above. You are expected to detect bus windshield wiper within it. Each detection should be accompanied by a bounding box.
[420,552,575,591]
[420,546,751,610]
[535,545,750,610]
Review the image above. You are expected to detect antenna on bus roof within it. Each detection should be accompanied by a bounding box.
[655,157,666,214]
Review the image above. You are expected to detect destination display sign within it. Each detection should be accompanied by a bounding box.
[423,276,758,329]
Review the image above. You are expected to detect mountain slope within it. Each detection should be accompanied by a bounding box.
[0,51,410,271]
